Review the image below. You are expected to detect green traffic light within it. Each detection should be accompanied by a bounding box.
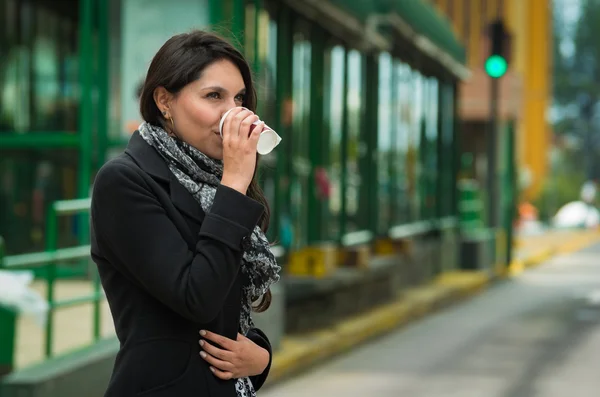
[485,55,508,78]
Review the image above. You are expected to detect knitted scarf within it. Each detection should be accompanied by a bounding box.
[139,122,280,397]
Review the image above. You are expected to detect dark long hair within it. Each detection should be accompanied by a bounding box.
[139,30,272,312]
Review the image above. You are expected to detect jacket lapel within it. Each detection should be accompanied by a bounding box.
[125,131,206,226]
[168,173,205,224]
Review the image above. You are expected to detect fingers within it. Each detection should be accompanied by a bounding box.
[200,330,233,350]
[223,107,258,140]
[237,113,259,138]
[200,349,234,372]
[199,339,232,361]
[209,366,234,380]
[222,107,246,139]
[249,122,265,146]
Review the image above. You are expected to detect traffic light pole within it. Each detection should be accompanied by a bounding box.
[487,75,499,228]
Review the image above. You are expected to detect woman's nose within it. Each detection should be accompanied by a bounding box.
[226,98,239,111]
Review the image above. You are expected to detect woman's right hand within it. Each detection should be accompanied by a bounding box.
[220,108,265,195]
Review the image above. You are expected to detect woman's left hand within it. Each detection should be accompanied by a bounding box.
[199,330,270,380]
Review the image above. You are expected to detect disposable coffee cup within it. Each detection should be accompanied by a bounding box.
[219,108,282,155]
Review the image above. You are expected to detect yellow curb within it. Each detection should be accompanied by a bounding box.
[266,271,488,386]
[507,232,600,278]
[508,259,525,276]
[523,248,553,268]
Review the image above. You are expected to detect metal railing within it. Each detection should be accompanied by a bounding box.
[0,198,103,362]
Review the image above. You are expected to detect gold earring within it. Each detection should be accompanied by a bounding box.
[169,116,175,133]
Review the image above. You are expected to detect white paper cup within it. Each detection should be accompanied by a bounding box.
[219,108,282,155]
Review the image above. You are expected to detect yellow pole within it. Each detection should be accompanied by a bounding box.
[454,0,465,41]
[487,0,498,20]
[523,0,550,199]
[469,0,482,68]
[437,0,448,14]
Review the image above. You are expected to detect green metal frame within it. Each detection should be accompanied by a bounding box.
[0,0,110,254]
[502,120,516,266]
[208,0,246,49]
[389,60,399,226]
[365,54,379,234]
[0,198,102,366]
[96,0,110,168]
[77,0,94,246]
[0,133,80,148]
[273,5,293,249]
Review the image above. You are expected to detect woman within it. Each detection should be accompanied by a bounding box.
[90,30,281,397]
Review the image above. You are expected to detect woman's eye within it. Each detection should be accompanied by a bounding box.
[234,94,245,102]
[207,92,220,99]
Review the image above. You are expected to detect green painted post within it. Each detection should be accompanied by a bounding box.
[365,54,379,234]
[436,82,446,219]
[504,120,516,266]
[320,48,331,241]
[0,236,17,377]
[94,0,108,341]
[96,0,110,169]
[307,27,325,244]
[209,0,223,27]
[232,0,245,51]
[0,307,16,377]
[357,54,369,230]
[273,5,293,250]
[452,83,460,217]
[339,48,350,242]
[253,0,260,75]
[419,82,429,221]
[44,206,58,358]
[388,62,398,228]
[77,0,93,246]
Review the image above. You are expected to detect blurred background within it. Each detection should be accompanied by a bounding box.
[1,0,600,396]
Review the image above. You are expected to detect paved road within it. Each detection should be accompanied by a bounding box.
[261,244,600,397]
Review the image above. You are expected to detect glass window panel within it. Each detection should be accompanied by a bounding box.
[0,149,79,254]
[0,0,79,133]
[422,77,440,219]
[345,50,363,233]
[377,52,392,233]
[441,82,456,217]
[395,62,412,225]
[249,8,278,240]
[290,28,311,248]
[325,45,345,240]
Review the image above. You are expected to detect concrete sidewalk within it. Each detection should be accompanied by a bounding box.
[13,229,600,386]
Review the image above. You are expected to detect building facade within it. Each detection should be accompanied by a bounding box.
[1,0,466,270]
[432,0,552,201]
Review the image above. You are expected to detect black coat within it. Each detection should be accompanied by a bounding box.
[90,131,272,397]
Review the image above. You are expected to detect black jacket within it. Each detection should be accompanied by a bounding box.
[90,131,272,397]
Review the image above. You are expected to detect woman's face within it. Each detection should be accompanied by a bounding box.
[155,59,246,160]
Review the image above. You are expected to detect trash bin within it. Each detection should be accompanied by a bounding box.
[0,303,17,378]
[460,228,495,272]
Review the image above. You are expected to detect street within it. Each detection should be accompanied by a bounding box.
[261,244,600,397]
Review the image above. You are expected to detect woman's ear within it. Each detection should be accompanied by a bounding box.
[153,86,173,116]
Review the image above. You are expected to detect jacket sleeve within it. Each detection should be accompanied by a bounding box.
[247,327,273,391]
[91,160,264,324]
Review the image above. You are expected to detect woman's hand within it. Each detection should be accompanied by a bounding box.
[199,330,270,380]
[220,108,265,195]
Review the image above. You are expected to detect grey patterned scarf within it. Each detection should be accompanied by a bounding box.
[139,122,280,397]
